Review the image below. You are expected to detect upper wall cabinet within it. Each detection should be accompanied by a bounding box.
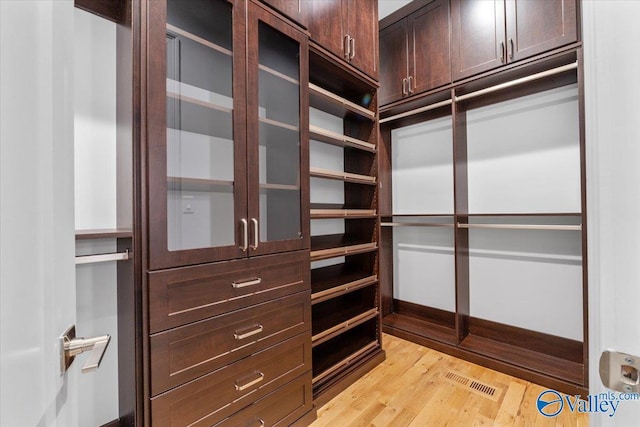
[379,0,451,106]
[451,0,577,81]
[305,0,379,79]
[260,0,307,27]
[147,0,309,270]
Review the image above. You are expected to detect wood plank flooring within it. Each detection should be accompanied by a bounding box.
[310,334,589,426]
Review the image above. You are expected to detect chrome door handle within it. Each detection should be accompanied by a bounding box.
[402,78,407,96]
[235,371,265,391]
[508,38,514,60]
[60,325,111,374]
[240,219,248,251]
[232,277,262,289]
[250,218,259,250]
[499,41,505,63]
[407,76,414,94]
[349,36,355,60]
[234,324,264,340]
[344,34,350,60]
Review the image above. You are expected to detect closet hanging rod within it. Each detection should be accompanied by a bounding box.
[381,222,454,228]
[454,61,578,103]
[379,99,452,124]
[457,223,582,231]
[75,250,132,265]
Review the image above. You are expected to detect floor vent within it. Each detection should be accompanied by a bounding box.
[443,371,502,401]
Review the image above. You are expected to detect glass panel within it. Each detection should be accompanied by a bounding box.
[258,23,301,242]
[166,0,235,251]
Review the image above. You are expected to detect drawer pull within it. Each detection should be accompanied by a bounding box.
[235,371,265,391]
[258,419,265,427]
[234,324,264,340]
[232,278,262,289]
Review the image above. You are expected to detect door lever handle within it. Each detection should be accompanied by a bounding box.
[60,325,111,374]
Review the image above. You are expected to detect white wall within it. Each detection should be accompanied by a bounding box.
[583,1,640,426]
[74,8,119,427]
[379,0,413,20]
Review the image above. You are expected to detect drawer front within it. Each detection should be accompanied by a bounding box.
[214,372,313,427]
[151,333,311,427]
[149,251,309,333]
[150,292,311,395]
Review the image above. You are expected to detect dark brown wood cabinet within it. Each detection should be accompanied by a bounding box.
[260,0,307,27]
[148,0,309,271]
[305,0,378,79]
[143,1,314,425]
[451,0,577,81]
[379,0,451,106]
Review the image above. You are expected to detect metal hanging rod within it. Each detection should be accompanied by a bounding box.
[75,250,132,265]
[457,223,582,231]
[379,99,452,124]
[454,61,578,103]
[381,222,454,228]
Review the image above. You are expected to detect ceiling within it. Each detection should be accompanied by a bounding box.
[378,0,413,20]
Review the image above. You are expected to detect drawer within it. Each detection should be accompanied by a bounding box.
[150,291,311,395]
[151,333,311,427]
[149,251,309,333]
[214,372,313,427]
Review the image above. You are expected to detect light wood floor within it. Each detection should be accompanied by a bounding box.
[310,334,589,427]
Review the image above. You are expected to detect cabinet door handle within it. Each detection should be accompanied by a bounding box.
[232,278,262,289]
[344,34,350,60]
[508,38,514,60]
[250,218,259,250]
[499,41,505,63]
[240,219,248,251]
[234,324,264,340]
[235,371,265,391]
[402,78,407,96]
[349,37,355,60]
[407,76,414,94]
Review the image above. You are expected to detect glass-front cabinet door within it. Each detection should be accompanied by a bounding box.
[247,3,309,256]
[148,0,248,269]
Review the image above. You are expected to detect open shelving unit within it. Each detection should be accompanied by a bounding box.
[308,47,384,405]
[378,50,589,396]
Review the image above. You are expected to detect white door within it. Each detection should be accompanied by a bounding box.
[584,1,640,426]
[0,1,78,425]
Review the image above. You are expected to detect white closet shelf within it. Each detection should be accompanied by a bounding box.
[167,91,233,113]
[166,24,232,56]
[259,64,299,85]
[309,83,375,121]
[310,125,376,153]
[310,167,376,185]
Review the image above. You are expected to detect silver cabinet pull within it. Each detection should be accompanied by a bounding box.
[235,371,265,391]
[258,419,265,427]
[232,278,262,289]
[407,76,414,94]
[402,78,407,96]
[240,219,248,251]
[234,324,264,340]
[60,325,111,374]
[344,34,350,59]
[349,36,355,60]
[250,218,259,250]
[499,41,505,63]
[508,37,514,60]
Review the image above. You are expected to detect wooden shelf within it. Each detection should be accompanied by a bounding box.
[259,64,299,85]
[166,23,232,56]
[382,313,457,346]
[310,125,376,153]
[311,234,377,261]
[311,208,376,219]
[460,334,584,386]
[75,229,133,240]
[259,116,299,132]
[167,91,232,114]
[259,183,300,191]
[313,307,378,347]
[310,167,376,185]
[312,327,379,385]
[309,83,376,121]
[167,177,234,192]
[312,265,378,304]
